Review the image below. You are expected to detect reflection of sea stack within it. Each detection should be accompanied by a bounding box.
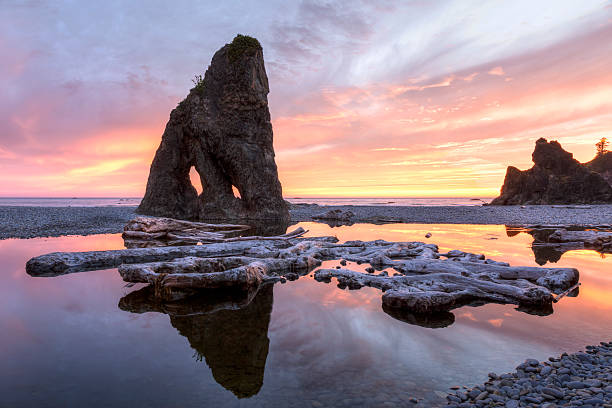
[491,138,612,205]
[137,34,289,222]
[119,284,274,398]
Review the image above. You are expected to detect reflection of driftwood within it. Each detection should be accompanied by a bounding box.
[505,224,612,265]
[382,303,455,328]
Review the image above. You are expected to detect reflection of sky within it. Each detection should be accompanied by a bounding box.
[1,1,611,197]
[0,224,611,406]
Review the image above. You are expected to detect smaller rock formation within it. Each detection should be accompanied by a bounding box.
[312,208,355,226]
[585,151,612,187]
[490,138,612,205]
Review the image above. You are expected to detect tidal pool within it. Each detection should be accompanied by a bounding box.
[1,223,610,407]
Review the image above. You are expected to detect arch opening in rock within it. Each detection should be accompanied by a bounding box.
[232,185,241,199]
[189,166,203,195]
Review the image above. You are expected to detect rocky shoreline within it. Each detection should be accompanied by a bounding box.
[1,204,612,239]
[446,342,612,407]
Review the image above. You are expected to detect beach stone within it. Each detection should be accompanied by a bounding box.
[542,387,564,399]
[138,35,289,222]
[490,138,612,205]
[567,381,587,389]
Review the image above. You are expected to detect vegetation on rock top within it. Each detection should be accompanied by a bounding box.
[227,34,262,63]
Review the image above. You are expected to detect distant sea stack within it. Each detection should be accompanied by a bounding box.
[490,138,612,205]
[585,151,612,187]
[138,35,289,221]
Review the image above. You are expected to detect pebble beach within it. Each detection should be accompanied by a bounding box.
[1,204,611,239]
[446,343,612,407]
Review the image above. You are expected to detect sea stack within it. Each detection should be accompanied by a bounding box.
[490,138,612,205]
[585,151,612,187]
[138,35,289,221]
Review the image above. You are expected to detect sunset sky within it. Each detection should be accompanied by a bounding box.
[1,0,611,198]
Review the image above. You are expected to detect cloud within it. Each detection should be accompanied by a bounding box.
[488,66,505,76]
[1,0,611,197]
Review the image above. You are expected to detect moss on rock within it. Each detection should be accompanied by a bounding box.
[227,34,262,63]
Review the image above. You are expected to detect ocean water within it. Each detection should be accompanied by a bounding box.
[0,197,491,207]
[1,222,610,407]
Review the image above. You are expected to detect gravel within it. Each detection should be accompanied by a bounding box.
[445,342,612,407]
[0,206,136,239]
[1,204,611,239]
[291,204,612,226]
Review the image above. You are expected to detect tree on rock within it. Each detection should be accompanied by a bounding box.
[596,137,609,157]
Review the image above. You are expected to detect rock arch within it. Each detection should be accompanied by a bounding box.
[138,35,289,222]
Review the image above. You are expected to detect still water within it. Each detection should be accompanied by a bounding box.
[1,223,610,407]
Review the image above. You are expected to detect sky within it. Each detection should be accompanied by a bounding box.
[1,0,611,198]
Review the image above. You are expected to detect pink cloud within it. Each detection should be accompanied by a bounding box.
[487,66,505,76]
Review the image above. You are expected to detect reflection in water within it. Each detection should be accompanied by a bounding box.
[119,284,274,399]
[3,224,612,407]
[382,303,455,328]
[505,225,610,265]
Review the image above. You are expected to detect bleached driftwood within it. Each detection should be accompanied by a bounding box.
[25,235,337,276]
[308,240,578,315]
[123,216,251,247]
[315,268,556,314]
[27,232,580,316]
[118,255,321,300]
[549,229,612,251]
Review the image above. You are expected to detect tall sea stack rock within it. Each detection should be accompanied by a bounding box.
[490,138,612,205]
[138,35,289,221]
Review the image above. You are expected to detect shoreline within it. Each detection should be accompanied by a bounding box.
[445,342,612,407]
[0,204,611,239]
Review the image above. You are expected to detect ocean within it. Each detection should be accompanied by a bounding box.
[0,197,491,207]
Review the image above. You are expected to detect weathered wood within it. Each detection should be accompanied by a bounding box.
[549,229,612,249]
[25,236,337,276]
[123,215,252,247]
[118,255,321,300]
[125,216,251,234]
[27,233,580,316]
[553,282,581,303]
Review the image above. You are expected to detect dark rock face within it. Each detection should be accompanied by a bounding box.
[490,138,612,205]
[138,35,289,221]
[585,152,612,187]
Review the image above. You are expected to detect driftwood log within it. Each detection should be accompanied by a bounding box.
[118,255,321,300]
[26,229,580,315]
[123,216,251,247]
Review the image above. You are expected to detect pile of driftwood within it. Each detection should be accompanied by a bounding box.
[25,216,580,316]
[122,216,252,247]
